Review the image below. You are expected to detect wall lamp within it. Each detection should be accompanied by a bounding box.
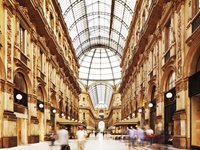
[61,113,65,117]
[16,94,23,100]
[138,108,142,113]
[52,109,56,113]
[148,102,153,108]
[166,92,173,99]
[39,103,44,108]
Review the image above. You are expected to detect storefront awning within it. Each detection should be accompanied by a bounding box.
[114,118,139,126]
[57,118,84,126]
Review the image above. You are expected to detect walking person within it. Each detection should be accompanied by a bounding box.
[77,126,87,150]
[137,126,145,146]
[146,126,154,145]
[130,127,137,147]
[57,127,70,150]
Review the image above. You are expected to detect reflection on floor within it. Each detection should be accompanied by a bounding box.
[0,138,189,150]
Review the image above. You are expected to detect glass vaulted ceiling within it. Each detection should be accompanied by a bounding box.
[58,0,136,108]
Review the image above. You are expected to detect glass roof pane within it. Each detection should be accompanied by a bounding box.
[89,83,113,108]
[58,0,136,108]
[79,48,121,85]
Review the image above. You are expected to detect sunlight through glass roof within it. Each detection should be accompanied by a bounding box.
[58,0,136,108]
[89,83,113,109]
[79,48,121,86]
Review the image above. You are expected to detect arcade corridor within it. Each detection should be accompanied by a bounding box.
[0,0,200,149]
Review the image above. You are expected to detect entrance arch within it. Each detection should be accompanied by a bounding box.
[188,48,200,148]
[98,121,105,132]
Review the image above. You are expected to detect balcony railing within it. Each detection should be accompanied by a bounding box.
[192,12,200,32]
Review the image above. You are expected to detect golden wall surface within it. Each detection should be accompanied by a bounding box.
[120,0,200,149]
[79,92,96,131]
[0,0,81,148]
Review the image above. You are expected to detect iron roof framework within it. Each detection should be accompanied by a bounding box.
[58,0,136,108]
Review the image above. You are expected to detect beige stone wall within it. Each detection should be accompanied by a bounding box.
[120,0,200,148]
[107,92,121,127]
[0,0,80,147]
[79,92,96,130]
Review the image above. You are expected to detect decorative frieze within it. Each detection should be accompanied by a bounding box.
[6,10,13,81]
[177,10,183,79]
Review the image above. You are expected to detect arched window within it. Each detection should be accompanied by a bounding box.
[98,121,105,132]
[37,87,44,112]
[166,71,176,91]
[51,94,57,109]
[14,72,27,93]
[151,85,156,100]
[14,72,28,108]
[196,55,200,72]
[37,87,44,101]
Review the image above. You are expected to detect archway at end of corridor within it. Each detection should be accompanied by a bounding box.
[98,121,105,132]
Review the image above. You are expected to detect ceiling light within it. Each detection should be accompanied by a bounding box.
[61,113,65,117]
[166,92,173,99]
[16,94,22,100]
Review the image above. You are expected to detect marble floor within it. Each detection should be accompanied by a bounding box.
[0,139,189,150]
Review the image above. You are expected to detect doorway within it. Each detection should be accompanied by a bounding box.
[191,95,200,147]
[164,88,176,145]
[98,121,105,132]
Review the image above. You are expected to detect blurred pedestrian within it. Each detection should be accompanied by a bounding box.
[130,127,137,146]
[57,127,70,150]
[137,126,145,146]
[76,126,87,150]
[146,126,154,145]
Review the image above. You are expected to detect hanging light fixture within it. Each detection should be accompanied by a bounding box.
[16,94,23,100]
[148,102,153,108]
[39,103,44,108]
[138,108,142,113]
[52,109,56,113]
[166,92,173,99]
[61,113,65,117]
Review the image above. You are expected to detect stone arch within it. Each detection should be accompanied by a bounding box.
[14,68,32,93]
[51,94,58,108]
[147,83,156,101]
[184,46,200,76]
[59,98,64,112]
[37,85,47,103]
[160,65,176,92]
[14,72,27,93]
[36,87,44,101]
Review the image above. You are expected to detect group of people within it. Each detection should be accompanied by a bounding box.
[47,126,87,150]
[127,126,154,147]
